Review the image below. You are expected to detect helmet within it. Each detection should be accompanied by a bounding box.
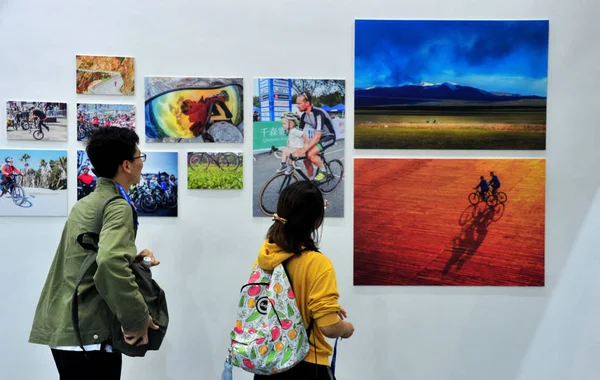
[281,112,300,125]
[5,156,13,163]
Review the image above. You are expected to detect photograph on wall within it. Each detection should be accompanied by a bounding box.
[76,55,135,95]
[187,152,243,190]
[145,77,243,143]
[131,151,178,217]
[6,101,68,141]
[0,150,68,217]
[77,150,96,200]
[77,103,136,141]
[354,20,549,150]
[354,158,546,286]
[252,78,345,217]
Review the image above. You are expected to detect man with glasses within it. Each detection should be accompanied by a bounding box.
[29,127,159,380]
[296,91,336,182]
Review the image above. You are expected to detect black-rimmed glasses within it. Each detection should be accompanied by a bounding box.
[131,153,147,162]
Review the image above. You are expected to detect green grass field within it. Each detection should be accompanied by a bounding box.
[188,165,243,190]
[355,127,545,150]
[355,108,546,149]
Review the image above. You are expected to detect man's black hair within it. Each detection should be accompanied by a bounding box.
[86,127,139,179]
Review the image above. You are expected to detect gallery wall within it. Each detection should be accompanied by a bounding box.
[1,0,600,379]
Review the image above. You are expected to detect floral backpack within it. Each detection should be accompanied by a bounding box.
[226,261,313,375]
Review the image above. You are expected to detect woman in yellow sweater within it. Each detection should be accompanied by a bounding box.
[253,181,354,380]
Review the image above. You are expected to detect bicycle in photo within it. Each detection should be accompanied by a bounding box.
[187,152,240,171]
[28,118,46,140]
[468,188,507,208]
[258,146,344,216]
[0,174,26,206]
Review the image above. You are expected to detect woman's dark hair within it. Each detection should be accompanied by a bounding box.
[86,127,139,179]
[267,181,325,255]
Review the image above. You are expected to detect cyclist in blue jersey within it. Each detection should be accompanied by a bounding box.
[474,176,489,201]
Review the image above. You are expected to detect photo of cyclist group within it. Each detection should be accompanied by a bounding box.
[354,158,546,286]
[6,101,68,141]
[0,149,68,216]
[78,150,178,217]
[77,103,135,141]
[252,78,345,217]
[145,77,243,143]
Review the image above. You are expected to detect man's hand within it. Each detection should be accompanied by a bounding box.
[137,249,160,266]
[337,307,348,320]
[122,316,160,346]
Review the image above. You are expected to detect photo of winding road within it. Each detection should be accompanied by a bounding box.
[354,158,545,286]
[76,55,135,95]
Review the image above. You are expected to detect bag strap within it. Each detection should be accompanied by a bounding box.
[331,337,339,375]
[72,195,123,354]
[281,258,315,343]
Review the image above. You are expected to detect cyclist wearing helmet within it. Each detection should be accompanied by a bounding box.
[277,112,308,173]
[296,91,336,181]
[1,157,22,197]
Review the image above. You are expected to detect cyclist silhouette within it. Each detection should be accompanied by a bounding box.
[474,176,489,201]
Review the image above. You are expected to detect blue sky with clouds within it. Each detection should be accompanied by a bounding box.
[1,149,67,171]
[355,20,549,96]
[142,151,178,176]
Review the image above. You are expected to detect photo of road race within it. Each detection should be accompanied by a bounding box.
[76,55,135,95]
[6,101,67,142]
[252,78,345,217]
[354,158,545,286]
[0,150,68,217]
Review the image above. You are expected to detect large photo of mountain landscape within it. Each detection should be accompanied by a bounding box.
[354,20,549,150]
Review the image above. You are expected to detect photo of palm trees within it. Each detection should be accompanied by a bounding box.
[0,149,68,216]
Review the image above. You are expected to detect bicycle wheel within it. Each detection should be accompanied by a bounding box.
[486,196,498,208]
[21,121,31,131]
[318,159,344,194]
[217,152,240,171]
[140,194,157,212]
[33,130,44,140]
[188,153,203,170]
[166,193,177,209]
[77,126,87,141]
[468,192,480,205]
[200,153,213,170]
[11,185,25,206]
[497,192,507,204]
[259,172,300,215]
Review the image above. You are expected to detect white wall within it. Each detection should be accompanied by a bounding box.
[1,0,599,379]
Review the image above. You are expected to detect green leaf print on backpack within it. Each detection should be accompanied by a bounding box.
[281,346,293,366]
[246,310,261,323]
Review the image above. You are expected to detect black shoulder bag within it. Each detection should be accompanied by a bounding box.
[72,195,169,357]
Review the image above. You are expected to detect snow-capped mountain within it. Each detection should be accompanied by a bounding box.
[355,82,545,107]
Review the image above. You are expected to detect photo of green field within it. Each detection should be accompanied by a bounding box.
[187,152,243,190]
[355,20,548,150]
[355,104,546,150]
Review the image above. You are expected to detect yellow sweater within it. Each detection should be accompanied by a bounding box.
[255,240,341,366]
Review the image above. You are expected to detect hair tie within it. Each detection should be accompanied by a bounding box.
[272,213,287,225]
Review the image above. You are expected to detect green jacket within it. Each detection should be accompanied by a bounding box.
[29,178,149,347]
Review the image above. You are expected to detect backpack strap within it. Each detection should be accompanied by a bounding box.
[281,258,315,344]
[72,195,124,354]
